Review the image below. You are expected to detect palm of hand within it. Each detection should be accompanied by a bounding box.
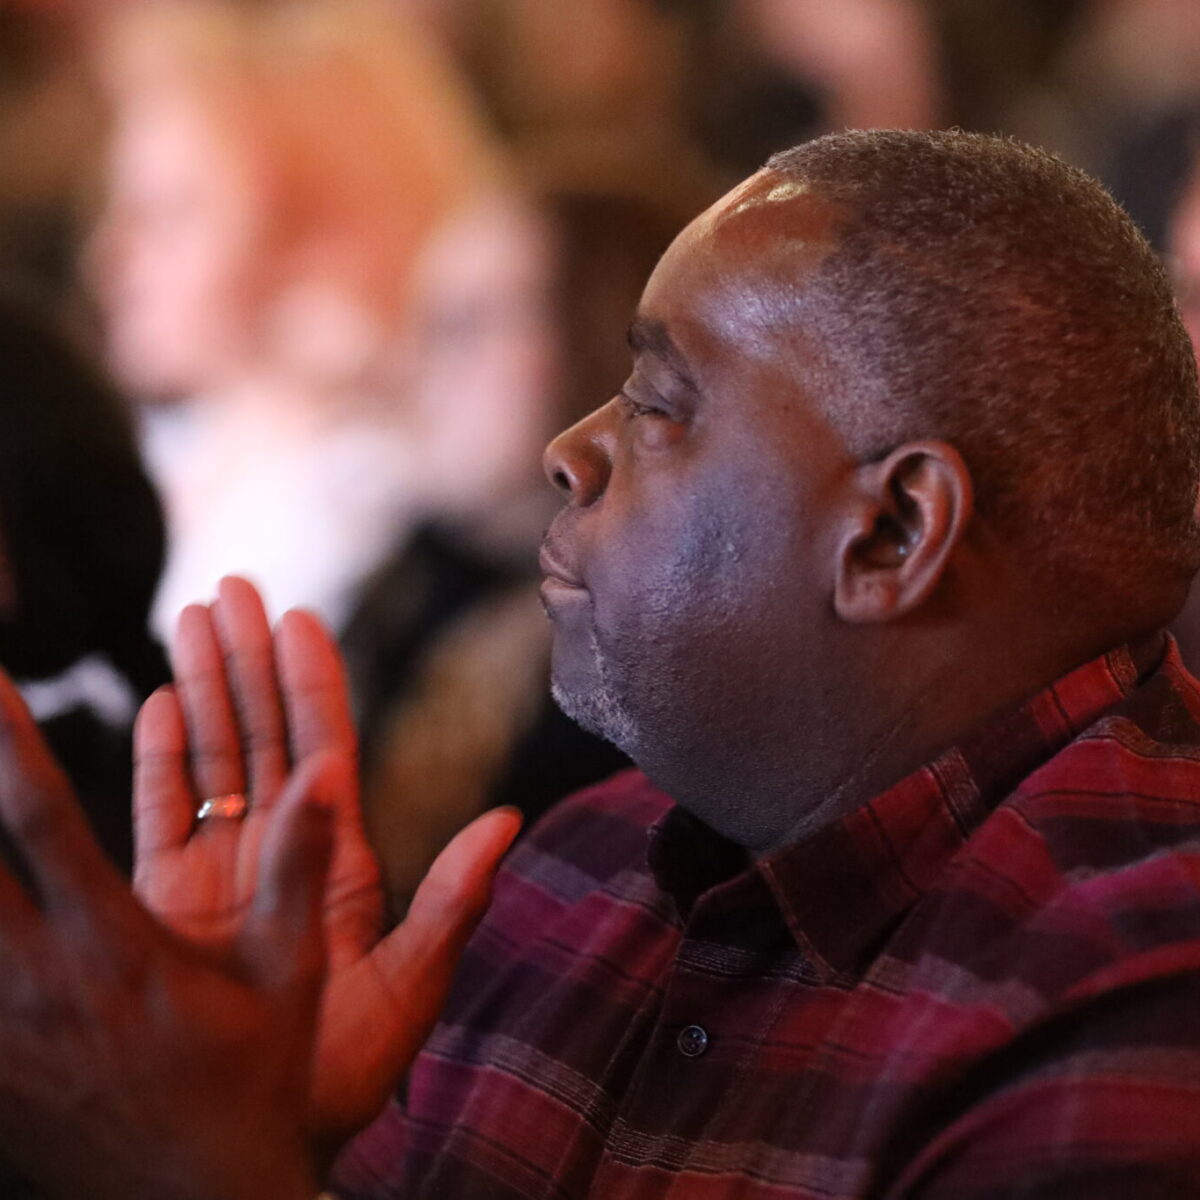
[137,768,396,1141]
[140,783,392,1142]
[134,579,519,1146]
[150,808,383,952]
[134,584,383,945]
[136,757,382,967]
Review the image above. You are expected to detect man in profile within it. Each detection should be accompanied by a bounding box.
[0,129,1198,1199]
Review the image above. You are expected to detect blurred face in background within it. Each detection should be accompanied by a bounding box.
[402,194,563,527]
[87,0,523,416]
[88,95,267,401]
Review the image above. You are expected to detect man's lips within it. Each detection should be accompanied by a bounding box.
[538,545,587,592]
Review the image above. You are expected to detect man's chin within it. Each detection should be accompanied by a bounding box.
[550,679,640,755]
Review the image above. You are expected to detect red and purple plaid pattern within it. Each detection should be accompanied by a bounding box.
[334,637,1200,1198]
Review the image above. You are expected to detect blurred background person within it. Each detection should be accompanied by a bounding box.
[85,0,644,914]
[343,188,674,912]
[0,292,167,882]
[1163,138,1200,671]
[87,0,551,638]
[687,0,942,178]
[0,3,104,310]
[1169,143,1200,352]
[429,0,940,203]
[1014,0,1200,249]
[433,0,722,217]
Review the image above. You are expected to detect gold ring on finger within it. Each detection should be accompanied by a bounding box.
[196,793,249,821]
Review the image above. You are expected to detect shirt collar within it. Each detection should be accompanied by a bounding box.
[648,637,1165,982]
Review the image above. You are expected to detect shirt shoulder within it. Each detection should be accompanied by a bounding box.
[861,664,1200,1195]
[886,702,1200,1198]
[901,660,1200,1018]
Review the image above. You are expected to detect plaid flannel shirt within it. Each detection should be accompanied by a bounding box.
[334,636,1200,1198]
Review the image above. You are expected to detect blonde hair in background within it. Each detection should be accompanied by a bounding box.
[94,0,508,386]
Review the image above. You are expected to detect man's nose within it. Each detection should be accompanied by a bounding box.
[543,403,615,507]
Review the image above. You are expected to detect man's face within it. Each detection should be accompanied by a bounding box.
[540,173,859,847]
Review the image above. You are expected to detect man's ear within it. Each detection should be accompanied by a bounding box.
[833,440,973,623]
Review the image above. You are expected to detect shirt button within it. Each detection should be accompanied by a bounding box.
[677,1025,709,1058]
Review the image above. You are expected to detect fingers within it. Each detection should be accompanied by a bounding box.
[243,755,336,993]
[406,806,523,945]
[0,670,126,916]
[170,588,356,820]
[212,577,289,804]
[275,609,357,769]
[274,613,375,968]
[171,604,246,810]
[374,806,522,999]
[132,687,195,875]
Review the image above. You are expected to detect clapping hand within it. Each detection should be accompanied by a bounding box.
[0,577,521,1199]
[140,577,522,1145]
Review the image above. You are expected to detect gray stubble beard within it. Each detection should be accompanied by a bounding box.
[549,626,641,753]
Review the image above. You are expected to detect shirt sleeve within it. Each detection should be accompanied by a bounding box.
[889,959,1200,1199]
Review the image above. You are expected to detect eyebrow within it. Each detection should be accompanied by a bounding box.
[626,317,701,393]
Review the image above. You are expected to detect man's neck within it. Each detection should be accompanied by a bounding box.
[659,624,1165,857]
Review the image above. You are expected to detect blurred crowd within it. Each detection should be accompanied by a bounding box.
[3,0,1200,917]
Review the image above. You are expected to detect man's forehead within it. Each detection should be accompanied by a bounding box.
[694,169,843,256]
[637,169,844,366]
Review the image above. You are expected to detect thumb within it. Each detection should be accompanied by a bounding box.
[306,806,522,1143]
[242,753,338,993]
[374,806,522,1014]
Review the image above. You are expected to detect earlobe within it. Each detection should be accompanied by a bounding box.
[833,441,974,624]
